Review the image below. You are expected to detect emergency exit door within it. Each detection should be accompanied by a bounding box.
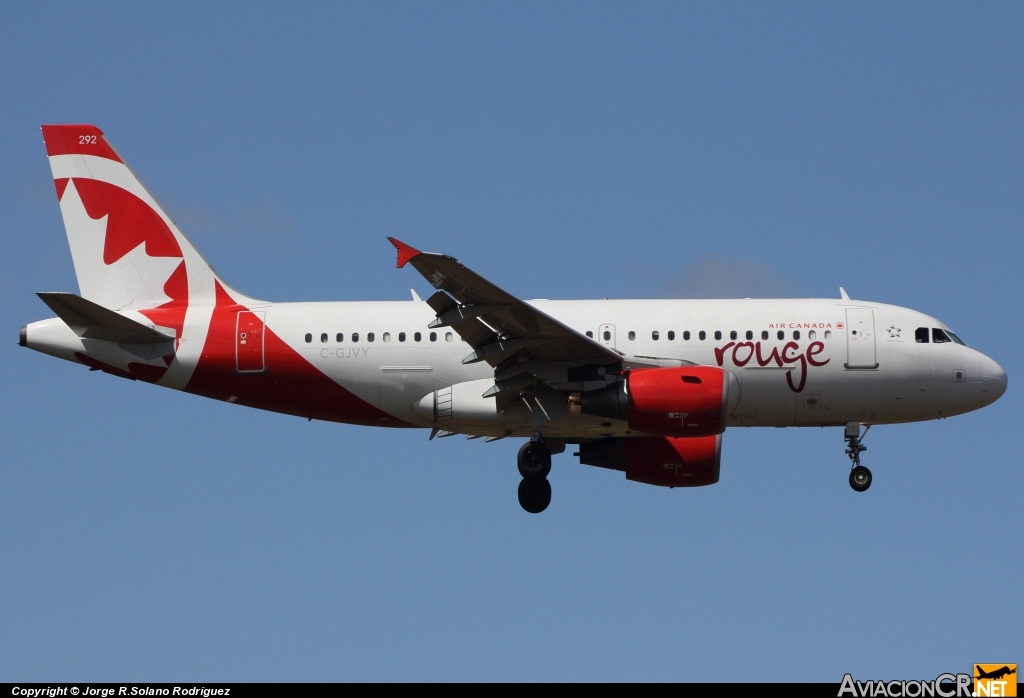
[598,324,616,349]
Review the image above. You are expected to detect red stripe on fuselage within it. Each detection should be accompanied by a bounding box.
[139,261,188,340]
[185,282,412,427]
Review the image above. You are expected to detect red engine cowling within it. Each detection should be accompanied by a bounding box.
[578,435,722,487]
[581,366,730,437]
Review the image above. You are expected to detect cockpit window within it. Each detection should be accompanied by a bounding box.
[915,327,929,343]
[947,331,966,346]
[932,328,952,344]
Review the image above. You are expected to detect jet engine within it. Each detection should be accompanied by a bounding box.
[580,366,737,437]
[578,434,722,487]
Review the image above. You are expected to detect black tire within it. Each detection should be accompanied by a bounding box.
[849,465,872,493]
[518,477,552,514]
[517,441,552,479]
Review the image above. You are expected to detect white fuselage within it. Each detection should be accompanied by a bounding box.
[257,296,1005,434]
[25,295,1007,439]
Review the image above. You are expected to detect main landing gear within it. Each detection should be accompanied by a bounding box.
[844,422,872,493]
[517,440,552,514]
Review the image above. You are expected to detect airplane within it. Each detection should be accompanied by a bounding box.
[975,667,1017,681]
[20,124,1008,513]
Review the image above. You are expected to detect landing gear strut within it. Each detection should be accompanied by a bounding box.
[517,440,552,513]
[844,422,872,493]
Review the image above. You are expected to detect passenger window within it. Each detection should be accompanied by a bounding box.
[683,331,690,340]
[825,330,831,340]
[367,332,375,342]
[699,331,706,341]
[761,331,769,340]
[628,331,636,341]
[603,330,611,341]
[652,331,660,341]
[336,333,344,343]
[714,331,722,341]
[916,328,929,343]
[777,330,785,340]
[809,330,816,340]
[729,331,737,340]
[430,332,437,342]
[667,331,675,340]
[352,333,359,342]
[383,332,391,342]
[586,331,593,338]
[793,330,800,340]
[320,333,328,343]
[399,332,406,342]
[304,333,312,343]
[414,332,422,342]
[746,330,753,340]
[932,328,952,343]
[445,332,453,342]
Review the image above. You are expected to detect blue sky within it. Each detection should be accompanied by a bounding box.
[2,3,1021,682]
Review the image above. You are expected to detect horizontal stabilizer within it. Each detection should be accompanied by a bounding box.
[37,292,175,344]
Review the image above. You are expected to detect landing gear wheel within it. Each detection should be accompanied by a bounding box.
[849,465,872,493]
[518,477,552,514]
[517,441,552,479]
[843,422,872,492]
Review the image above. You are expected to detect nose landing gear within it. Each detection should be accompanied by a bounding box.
[517,440,552,513]
[844,422,872,492]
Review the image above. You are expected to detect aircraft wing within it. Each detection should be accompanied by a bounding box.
[389,238,622,407]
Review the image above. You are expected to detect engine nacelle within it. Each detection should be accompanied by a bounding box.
[411,378,569,433]
[581,366,736,437]
[578,435,722,487]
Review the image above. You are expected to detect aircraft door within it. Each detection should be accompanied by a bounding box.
[599,324,616,350]
[844,308,878,369]
[236,310,266,373]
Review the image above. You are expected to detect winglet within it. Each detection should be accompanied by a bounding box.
[388,237,422,268]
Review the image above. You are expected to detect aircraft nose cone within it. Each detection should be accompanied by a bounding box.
[979,356,1007,404]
